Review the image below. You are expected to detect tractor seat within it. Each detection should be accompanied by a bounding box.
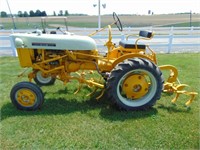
[119,40,146,49]
[119,30,153,49]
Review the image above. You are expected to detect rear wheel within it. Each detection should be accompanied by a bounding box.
[10,82,44,110]
[106,58,164,110]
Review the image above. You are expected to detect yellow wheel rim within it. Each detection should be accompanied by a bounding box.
[16,89,37,107]
[122,75,149,99]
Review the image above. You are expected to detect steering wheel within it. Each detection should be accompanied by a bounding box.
[113,12,123,31]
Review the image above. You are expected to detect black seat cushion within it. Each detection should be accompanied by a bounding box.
[119,40,146,49]
[139,30,153,38]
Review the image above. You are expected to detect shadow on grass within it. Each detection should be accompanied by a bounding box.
[1,99,158,122]
[157,103,191,113]
[1,89,158,122]
[157,93,193,113]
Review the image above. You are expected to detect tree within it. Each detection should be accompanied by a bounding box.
[41,11,47,16]
[53,11,56,16]
[64,10,69,16]
[18,11,23,17]
[24,11,29,17]
[35,10,41,16]
[29,10,47,17]
[58,10,63,16]
[29,10,35,17]
[0,11,8,17]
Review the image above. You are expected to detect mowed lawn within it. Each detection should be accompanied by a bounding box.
[0,53,199,149]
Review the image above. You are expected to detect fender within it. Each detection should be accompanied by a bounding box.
[112,53,155,68]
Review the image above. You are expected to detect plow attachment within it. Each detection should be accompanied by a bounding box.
[159,65,198,107]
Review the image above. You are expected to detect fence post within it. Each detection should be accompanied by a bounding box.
[9,36,17,57]
[190,26,194,35]
[149,26,153,31]
[128,27,131,33]
[166,26,174,53]
[121,33,125,40]
[170,26,174,34]
[167,33,173,53]
[84,27,86,35]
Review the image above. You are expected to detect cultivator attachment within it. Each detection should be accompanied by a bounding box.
[73,71,105,99]
[72,65,198,108]
[159,65,198,107]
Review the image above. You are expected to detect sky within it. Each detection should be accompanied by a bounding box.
[0,0,200,16]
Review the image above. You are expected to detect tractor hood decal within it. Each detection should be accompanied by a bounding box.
[32,42,56,47]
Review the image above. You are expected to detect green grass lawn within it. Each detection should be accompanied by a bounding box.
[0,54,199,149]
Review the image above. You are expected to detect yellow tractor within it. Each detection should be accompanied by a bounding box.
[10,12,197,111]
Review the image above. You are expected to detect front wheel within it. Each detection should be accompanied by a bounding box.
[34,71,56,86]
[106,58,164,110]
[10,82,44,110]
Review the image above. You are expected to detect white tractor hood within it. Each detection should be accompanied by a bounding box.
[10,32,97,50]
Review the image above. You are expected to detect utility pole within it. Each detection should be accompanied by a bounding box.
[6,0,16,29]
[190,10,192,27]
[98,0,101,29]
[93,0,106,29]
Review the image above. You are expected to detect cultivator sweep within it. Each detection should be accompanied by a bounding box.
[10,13,197,111]
[159,65,197,107]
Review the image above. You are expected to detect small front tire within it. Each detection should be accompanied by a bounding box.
[34,71,56,86]
[10,82,44,111]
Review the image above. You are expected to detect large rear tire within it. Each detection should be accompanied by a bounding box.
[106,58,164,110]
[10,82,44,111]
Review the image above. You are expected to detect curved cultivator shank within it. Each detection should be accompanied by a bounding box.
[159,65,198,107]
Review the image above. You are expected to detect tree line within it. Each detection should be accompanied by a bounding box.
[0,10,70,18]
